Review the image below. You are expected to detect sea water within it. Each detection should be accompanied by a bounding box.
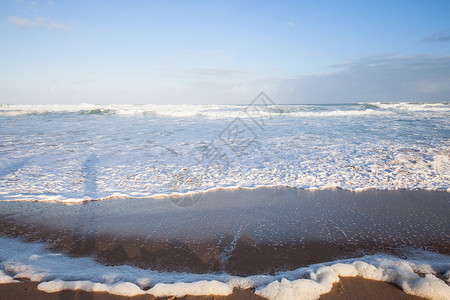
[0,102,448,203]
[0,102,449,299]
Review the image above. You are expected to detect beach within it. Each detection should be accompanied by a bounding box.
[0,103,449,299]
[0,188,449,299]
[2,0,450,297]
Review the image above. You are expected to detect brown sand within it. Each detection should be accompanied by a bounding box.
[0,277,427,300]
[321,277,427,300]
[0,188,448,275]
[0,188,448,299]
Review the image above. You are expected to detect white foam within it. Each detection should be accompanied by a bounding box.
[1,143,448,204]
[0,102,449,203]
[149,281,233,297]
[0,104,247,119]
[289,109,392,117]
[445,270,450,282]
[38,280,110,293]
[38,279,234,297]
[0,269,17,284]
[2,102,447,117]
[367,102,450,112]
[0,237,449,299]
[256,260,450,300]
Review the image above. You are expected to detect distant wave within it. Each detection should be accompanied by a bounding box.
[0,104,243,118]
[288,109,392,117]
[1,102,447,118]
[362,102,450,112]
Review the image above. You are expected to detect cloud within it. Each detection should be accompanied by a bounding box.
[2,54,449,105]
[286,21,295,27]
[422,30,450,42]
[182,68,252,78]
[145,55,450,104]
[155,67,253,80]
[267,55,450,103]
[48,21,70,32]
[8,16,36,29]
[160,49,231,63]
[27,1,37,9]
[7,16,70,31]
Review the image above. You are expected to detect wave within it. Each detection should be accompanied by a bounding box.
[364,102,450,112]
[1,101,448,204]
[1,185,449,205]
[0,237,449,299]
[288,109,392,117]
[1,102,447,118]
[1,143,449,204]
[0,104,243,118]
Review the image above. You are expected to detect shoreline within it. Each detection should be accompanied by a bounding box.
[0,187,449,299]
[1,188,448,275]
[0,277,428,300]
[1,186,449,205]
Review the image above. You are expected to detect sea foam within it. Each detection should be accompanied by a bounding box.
[0,102,448,203]
[0,237,449,299]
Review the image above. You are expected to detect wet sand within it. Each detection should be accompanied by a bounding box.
[0,277,427,300]
[0,188,448,276]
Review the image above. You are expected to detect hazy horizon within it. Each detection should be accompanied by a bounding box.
[1,100,449,106]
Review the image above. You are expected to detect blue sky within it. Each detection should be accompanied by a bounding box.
[1,0,449,104]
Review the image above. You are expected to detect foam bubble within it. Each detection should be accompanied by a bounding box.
[38,280,110,293]
[149,281,233,297]
[444,270,450,282]
[1,237,449,299]
[401,274,450,300]
[256,260,450,300]
[0,269,17,284]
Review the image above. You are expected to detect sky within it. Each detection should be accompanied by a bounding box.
[0,0,449,104]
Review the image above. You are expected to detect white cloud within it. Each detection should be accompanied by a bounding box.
[286,21,295,27]
[1,54,448,105]
[422,30,450,42]
[48,21,70,32]
[8,16,70,31]
[28,1,37,9]
[267,55,450,103]
[158,68,253,78]
[8,16,35,29]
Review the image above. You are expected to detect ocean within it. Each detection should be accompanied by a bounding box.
[0,101,448,203]
[0,100,449,299]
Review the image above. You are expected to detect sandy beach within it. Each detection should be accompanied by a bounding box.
[1,188,449,274]
[2,0,450,297]
[0,188,448,299]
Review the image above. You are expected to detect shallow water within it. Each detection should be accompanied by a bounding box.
[1,188,448,274]
[0,102,449,203]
